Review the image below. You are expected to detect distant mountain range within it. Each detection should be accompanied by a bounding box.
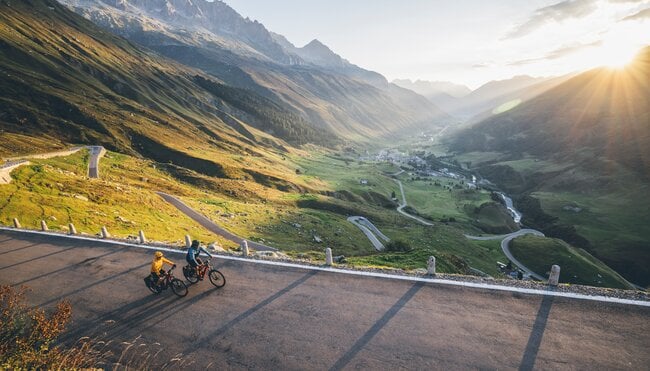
[450,48,650,178]
[394,75,573,122]
[59,0,449,140]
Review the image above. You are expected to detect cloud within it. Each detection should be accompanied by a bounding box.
[545,40,603,59]
[471,63,491,69]
[507,40,603,65]
[503,0,598,39]
[621,7,650,21]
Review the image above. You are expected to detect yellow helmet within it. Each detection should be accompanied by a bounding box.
[154,251,163,259]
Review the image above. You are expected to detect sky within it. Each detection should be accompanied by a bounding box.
[223,0,650,89]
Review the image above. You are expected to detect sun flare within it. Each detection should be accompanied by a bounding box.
[594,39,641,69]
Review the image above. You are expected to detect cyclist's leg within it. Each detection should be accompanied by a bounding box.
[155,269,165,286]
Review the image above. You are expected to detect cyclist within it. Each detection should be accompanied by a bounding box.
[150,251,175,287]
[186,240,213,280]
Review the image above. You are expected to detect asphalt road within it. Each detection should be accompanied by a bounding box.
[157,192,277,252]
[393,178,434,226]
[466,229,546,280]
[87,146,105,179]
[1,231,649,370]
[347,216,386,251]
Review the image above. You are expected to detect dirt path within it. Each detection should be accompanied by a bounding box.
[1,230,649,370]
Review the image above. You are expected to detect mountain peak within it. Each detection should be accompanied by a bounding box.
[303,39,328,50]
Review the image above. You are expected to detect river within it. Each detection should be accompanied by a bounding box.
[496,192,522,224]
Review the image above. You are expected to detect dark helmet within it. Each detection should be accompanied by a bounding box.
[191,239,200,248]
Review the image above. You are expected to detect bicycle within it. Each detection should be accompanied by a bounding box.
[144,265,188,297]
[182,258,226,288]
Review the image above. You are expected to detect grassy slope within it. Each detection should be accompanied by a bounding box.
[0,149,228,246]
[510,235,631,289]
[396,172,492,223]
[456,150,650,287]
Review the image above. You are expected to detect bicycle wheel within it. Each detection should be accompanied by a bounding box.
[145,276,161,294]
[170,278,188,297]
[208,269,226,288]
[183,265,199,284]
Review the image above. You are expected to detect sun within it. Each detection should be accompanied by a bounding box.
[593,38,641,69]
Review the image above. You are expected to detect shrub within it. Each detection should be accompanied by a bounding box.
[385,239,412,252]
[0,285,97,369]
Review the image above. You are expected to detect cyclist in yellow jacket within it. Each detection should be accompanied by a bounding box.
[150,251,175,287]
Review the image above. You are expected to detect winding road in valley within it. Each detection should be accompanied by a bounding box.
[393,177,434,226]
[386,168,543,279]
[347,216,387,251]
[1,230,648,370]
[466,229,546,280]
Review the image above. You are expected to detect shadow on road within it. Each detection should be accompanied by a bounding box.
[35,262,150,308]
[0,244,79,271]
[329,281,425,371]
[0,242,39,256]
[11,247,124,287]
[182,270,319,356]
[59,287,219,345]
[519,294,554,371]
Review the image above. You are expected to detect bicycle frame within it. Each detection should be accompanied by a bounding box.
[195,260,210,279]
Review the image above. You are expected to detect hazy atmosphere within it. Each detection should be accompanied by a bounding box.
[1,0,649,368]
[226,0,650,88]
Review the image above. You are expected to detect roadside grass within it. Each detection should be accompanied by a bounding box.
[509,235,632,289]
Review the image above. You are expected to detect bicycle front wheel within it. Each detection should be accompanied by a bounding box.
[208,270,226,288]
[171,278,188,297]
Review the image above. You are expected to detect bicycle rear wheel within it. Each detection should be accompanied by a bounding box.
[208,269,226,288]
[171,278,188,297]
[183,265,199,284]
[145,276,161,294]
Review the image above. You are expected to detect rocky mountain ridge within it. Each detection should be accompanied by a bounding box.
[60,0,449,140]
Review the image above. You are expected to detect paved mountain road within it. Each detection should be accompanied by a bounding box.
[1,231,649,370]
[466,229,547,280]
[157,192,277,252]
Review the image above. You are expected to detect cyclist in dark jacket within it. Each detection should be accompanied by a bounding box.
[186,240,213,279]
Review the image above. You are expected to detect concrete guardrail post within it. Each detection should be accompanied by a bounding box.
[427,256,436,275]
[13,218,21,228]
[549,265,561,286]
[68,223,77,235]
[185,235,192,248]
[325,247,333,266]
[101,226,110,239]
[241,240,249,256]
[138,230,146,244]
[40,220,48,231]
